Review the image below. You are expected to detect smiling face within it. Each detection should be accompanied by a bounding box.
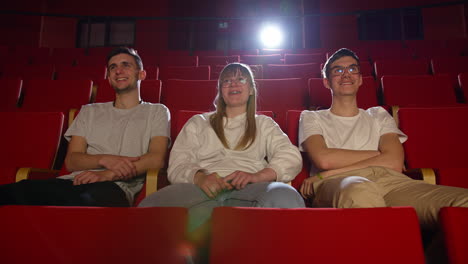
[107,53,146,94]
[220,69,253,109]
[323,55,362,97]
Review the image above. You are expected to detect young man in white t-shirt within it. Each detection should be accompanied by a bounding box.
[0,47,170,206]
[298,48,468,230]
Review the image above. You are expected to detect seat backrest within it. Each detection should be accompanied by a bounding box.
[0,206,189,264]
[51,47,86,66]
[157,55,198,67]
[284,53,326,64]
[256,78,308,130]
[240,54,282,65]
[2,63,55,80]
[162,79,217,139]
[55,65,107,81]
[210,207,425,264]
[20,79,92,112]
[0,112,64,185]
[398,106,468,187]
[198,55,240,68]
[264,63,321,79]
[374,59,430,81]
[439,207,468,264]
[95,79,161,104]
[309,76,378,109]
[159,65,210,81]
[0,79,22,111]
[381,75,458,107]
[431,56,468,75]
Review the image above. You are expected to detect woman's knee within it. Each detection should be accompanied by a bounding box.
[256,182,305,208]
[139,183,207,207]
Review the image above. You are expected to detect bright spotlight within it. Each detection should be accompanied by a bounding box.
[259,25,283,48]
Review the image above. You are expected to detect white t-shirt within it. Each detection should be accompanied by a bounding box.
[168,112,302,184]
[298,107,407,175]
[61,102,170,204]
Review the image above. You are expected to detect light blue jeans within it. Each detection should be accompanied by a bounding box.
[139,182,305,232]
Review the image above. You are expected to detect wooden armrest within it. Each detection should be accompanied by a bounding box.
[69,108,78,127]
[145,168,169,197]
[16,168,60,182]
[403,168,436,185]
[391,105,400,126]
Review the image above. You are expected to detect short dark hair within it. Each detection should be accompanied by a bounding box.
[106,47,143,70]
[322,48,360,79]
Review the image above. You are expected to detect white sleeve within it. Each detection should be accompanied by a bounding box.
[298,110,322,151]
[167,115,205,184]
[64,104,90,142]
[262,117,302,183]
[369,107,408,143]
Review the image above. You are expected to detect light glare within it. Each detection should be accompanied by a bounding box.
[260,25,283,48]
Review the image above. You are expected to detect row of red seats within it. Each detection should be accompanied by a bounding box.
[2,74,467,131]
[1,205,466,264]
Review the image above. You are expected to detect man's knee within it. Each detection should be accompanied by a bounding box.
[335,177,386,208]
[256,183,305,208]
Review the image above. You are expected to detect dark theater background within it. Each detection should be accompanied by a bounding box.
[0,1,468,264]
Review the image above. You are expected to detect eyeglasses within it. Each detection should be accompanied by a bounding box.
[330,64,360,77]
[221,77,248,87]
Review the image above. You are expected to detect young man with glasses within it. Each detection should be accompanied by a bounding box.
[298,48,468,231]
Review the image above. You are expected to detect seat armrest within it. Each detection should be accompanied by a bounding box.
[403,168,436,185]
[16,168,60,182]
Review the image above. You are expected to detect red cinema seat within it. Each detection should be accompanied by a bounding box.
[227,49,259,56]
[162,79,217,140]
[458,72,468,102]
[284,53,326,64]
[0,111,63,185]
[157,55,198,67]
[0,206,189,264]
[94,79,161,104]
[1,63,54,80]
[51,47,86,66]
[159,65,210,81]
[439,207,468,264]
[240,54,282,65]
[0,79,22,111]
[264,63,321,79]
[210,207,425,264]
[309,76,378,109]
[11,46,51,64]
[256,78,308,130]
[398,106,468,188]
[55,65,107,82]
[381,75,458,107]
[286,109,310,190]
[374,59,430,81]
[261,48,292,56]
[193,50,225,56]
[198,55,240,68]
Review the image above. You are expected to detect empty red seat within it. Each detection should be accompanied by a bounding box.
[432,57,468,92]
[0,79,22,111]
[240,54,282,65]
[55,65,107,81]
[159,65,210,81]
[10,46,51,64]
[284,53,326,64]
[261,48,292,56]
[210,207,425,264]
[256,78,308,130]
[211,64,263,80]
[198,55,240,68]
[0,206,189,264]
[162,79,217,140]
[398,106,468,188]
[194,50,225,56]
[227,49,259,56]
[0,111,64,185]
[309,76,378,109]
[439,207,468,264]
[157,55,198,67]
[51,47,86,66]
[374,59,430,81]
[381,75,458,107]
[264,63,321,79]
[1,63,54,80]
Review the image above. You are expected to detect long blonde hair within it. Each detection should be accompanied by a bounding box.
[210,63,257,150]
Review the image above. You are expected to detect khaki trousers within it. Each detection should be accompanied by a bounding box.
[313,166,468,229]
